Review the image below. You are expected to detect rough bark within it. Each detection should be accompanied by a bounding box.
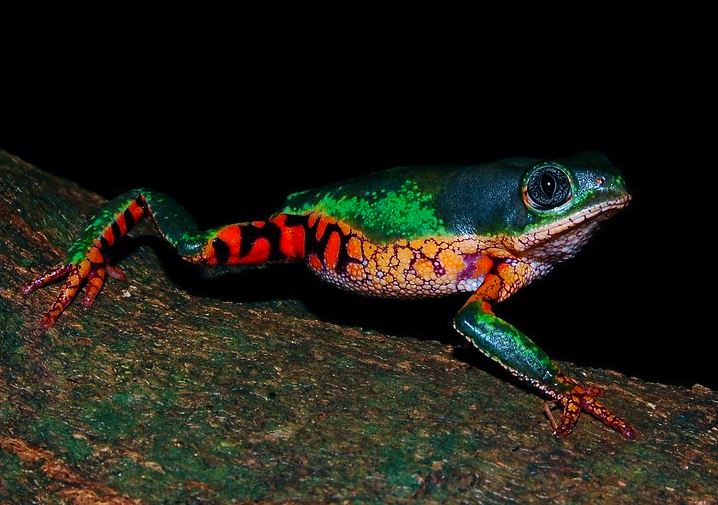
[0,148,715,504]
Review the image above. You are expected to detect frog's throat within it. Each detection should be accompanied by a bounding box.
[513,194,631,254]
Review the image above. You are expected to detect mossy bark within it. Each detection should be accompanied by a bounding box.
[0,149,716,504]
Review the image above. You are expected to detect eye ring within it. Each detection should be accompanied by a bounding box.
[526,165,572,210]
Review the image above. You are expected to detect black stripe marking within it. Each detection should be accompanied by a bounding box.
[302,216,320,257]
[111,221,122,243]
[314,222,335,266]
[301,218,360,273]
[99,235,110,251]
[281,214,362,272]
[263,222,285,261]
[237,222,285,261]
[123,208,136,229]
[212,237,230,265]
[335,228,360,272]
[237,225,260,259]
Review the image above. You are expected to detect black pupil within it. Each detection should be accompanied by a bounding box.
[541,173,556,197]
[527,165,571,210]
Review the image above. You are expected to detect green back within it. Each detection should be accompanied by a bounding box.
[279,151,628,244]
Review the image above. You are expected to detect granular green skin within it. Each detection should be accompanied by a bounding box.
[282,179,447,243]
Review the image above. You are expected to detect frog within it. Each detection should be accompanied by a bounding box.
[21,150,636,439]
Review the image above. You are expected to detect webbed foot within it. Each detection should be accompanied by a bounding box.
[551,375,637,440]
[21,254,125,330]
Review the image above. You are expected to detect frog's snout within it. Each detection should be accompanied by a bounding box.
[597,172,632,203]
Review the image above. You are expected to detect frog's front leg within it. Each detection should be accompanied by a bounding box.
[453,271,637,439]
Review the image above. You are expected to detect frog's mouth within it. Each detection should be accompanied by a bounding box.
[515,194,631,259]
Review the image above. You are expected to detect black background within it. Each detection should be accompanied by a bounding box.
[1,36,708,391]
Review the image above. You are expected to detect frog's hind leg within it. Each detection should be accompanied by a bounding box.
[140,193,305,266]
[22,189,306,328]
[453,273,637,439]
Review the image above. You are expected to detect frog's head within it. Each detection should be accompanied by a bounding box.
[508,150,630,261]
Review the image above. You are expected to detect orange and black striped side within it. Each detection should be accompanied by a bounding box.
[281,213,363,273]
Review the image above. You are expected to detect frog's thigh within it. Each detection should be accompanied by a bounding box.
[453,290,561,387]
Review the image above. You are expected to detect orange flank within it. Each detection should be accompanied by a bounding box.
[309,253,323,271]
[413,258,434,279]
[315,215,334,242]
[362,240,376,260]
[337,221,351,235]
[307,212,320,229]
[346,236,363,261]
[303,227,488,298]
[347,262,365,280]
[395,247,413,268]
[324,231,341,270]
[438,249,465,277]
[416,239,439,258]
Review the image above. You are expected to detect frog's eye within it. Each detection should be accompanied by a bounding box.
[526,165,572,210]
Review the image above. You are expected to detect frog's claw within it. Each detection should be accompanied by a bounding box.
[553,376,637,440]
[21,256,122,330]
